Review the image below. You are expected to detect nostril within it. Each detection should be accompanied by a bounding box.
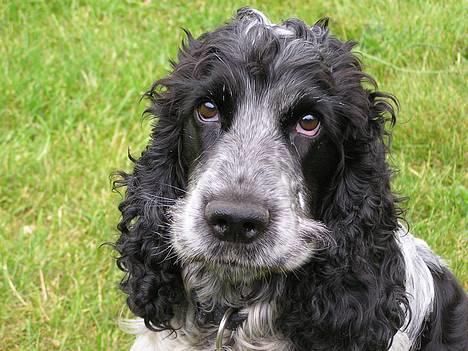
[212,218,228,235]
[243,222,256,232]
[243,222,259,240]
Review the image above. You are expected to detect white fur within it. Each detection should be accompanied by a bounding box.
[123,301,293,351]
[389,227,443,350]
[240,8,294,38]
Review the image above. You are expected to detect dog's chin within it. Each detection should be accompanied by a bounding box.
[176,243,303,283]
[204,259,270,282]
[179,253,271,281]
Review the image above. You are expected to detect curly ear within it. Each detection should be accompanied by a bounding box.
[114,80,187,332]
[279,43,408,350]
[317,88,407,350]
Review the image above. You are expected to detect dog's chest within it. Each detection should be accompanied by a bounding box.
[130,302,292,351]
[130,327,294,351]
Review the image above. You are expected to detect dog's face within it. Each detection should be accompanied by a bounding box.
[166,10,347,280]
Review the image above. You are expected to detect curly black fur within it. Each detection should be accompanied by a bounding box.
[271,23,408,351]
[114,81,188,331]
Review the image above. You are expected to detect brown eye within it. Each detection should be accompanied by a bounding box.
[296,114,320,137]
[197,101,219,122]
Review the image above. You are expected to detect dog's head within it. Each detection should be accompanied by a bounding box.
[115,8,405,346]
[168,10,339,279]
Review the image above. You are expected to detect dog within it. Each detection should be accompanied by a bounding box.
[114,8,467,351]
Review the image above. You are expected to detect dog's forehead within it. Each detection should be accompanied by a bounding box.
[202,9,327,93]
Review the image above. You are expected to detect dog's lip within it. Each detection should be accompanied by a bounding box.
[185,251,259,268]
[197,255,252,267]
[188,253,287,273]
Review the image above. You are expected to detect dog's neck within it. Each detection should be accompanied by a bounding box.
[183,263,281,304]
[175,263,288,349]
[182,263,284,306]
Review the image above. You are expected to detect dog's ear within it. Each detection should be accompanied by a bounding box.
[113,79,187,332]
[279,42,408,350]
[319,84,407,349]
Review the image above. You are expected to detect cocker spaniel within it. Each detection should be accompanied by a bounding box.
[114,8,467,351]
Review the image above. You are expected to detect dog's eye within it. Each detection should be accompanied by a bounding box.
[296,114,320,137]
[197,101,219,122]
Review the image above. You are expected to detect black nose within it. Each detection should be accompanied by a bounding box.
[204,200,270,243]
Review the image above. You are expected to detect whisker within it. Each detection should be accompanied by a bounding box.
[151,181,188,194]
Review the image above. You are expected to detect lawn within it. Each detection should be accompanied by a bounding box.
[0,1,466,350]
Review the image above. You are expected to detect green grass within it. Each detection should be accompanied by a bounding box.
[1,0,466,350]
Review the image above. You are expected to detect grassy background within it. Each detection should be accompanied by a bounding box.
[1,0,466,350]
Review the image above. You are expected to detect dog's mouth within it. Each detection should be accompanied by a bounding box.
[206,255,281,271]
[186,255,278,283]
[177,241,294,278]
